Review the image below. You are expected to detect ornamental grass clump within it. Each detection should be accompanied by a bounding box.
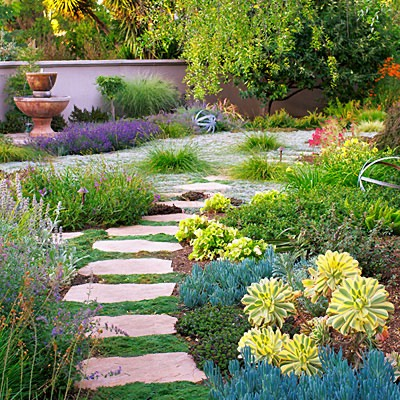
[35,120,159,156]
[237,132,282,153]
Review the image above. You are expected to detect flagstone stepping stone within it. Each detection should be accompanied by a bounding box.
[92,240,182,253]
[61,232,84,240]
[91,315,178,338]
[106,225,178,237]
[77,352,206,389]
[63,283,175,303]
[159,201,205,209]
[174,182,231,192]
[205,175,231,182]
[142,213,192,222]
[78,258,173,276]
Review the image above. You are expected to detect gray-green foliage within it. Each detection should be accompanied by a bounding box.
[205,348,400,399]
[180,246,275,308]
[114,75,180,118]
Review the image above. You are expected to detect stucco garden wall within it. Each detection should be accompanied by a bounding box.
[0,60,325,121]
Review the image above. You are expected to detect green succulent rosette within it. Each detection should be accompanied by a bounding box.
[242,277,297,328]
[327,276,394,335]
[303,250,361,303]
[280,333,322,376]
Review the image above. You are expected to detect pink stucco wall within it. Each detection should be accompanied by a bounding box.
[0,60,325,120]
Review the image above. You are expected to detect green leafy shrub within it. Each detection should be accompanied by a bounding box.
[250,190,288,205]
[189,221,239,261]
[96,75,126,121]
[356,108,387,123]
[205,349,400,399]
[176,305,251,372]
[294,111,326,130]
[114,75,180,118]
[323,99,361,126]
[68,105,110,123]
[18,162,154,231]
[180,247,275,308]
[237,132,282,152]
[142,143,211,174]
[201,192,231,213]
[175,215,210,243]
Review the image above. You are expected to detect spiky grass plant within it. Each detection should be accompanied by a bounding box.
[114,75,180,118]
[242,277,297,328]
[0,137,44,163]
[237,132,282,153]
[142,144,211,174]
[280,334,322,376]
[230,155,287,181]
[303,250,361,303]
[238,326,289,364]
[326,276,394,335]
[354,120,385,133]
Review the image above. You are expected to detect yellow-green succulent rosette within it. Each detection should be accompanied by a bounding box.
[242,277,296,328]
[303,250,361,303]
[327,276,394,335]
[280,333,322,376]
[238,326,289,365]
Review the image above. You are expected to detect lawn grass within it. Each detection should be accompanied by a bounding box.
[100,273,185,284]
[96,335,188,357]
[87,381,209,399]
[64,297,180,316]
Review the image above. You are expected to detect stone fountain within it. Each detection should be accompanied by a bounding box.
[14,72,70,138]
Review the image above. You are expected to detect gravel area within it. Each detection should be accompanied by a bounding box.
[1,130,316,202]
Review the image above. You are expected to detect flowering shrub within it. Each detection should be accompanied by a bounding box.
[373,57,400,110]
[308,119,346,148]
[0,177,96,398]
[18,162,155,230]
[35,120,159,156]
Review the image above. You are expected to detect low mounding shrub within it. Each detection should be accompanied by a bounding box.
[114,75,181,118]
[35,120,159,156]
[205,348,400,399]
[179,246,275,308]
[68,105,110,123]
[18,162,155,231]
[0,177,96,398]
[176,305,251,372]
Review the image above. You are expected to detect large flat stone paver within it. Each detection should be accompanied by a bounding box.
[106,225,178,237]
[92,240,182,253]
[159,201,205,209]
[92,315,177,338]
[77,352,206,389]
[63,283,175,303]
[142,213,192,222]
[174,182,231,192]
[79,258,173,276]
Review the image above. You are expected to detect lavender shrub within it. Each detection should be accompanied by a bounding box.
[35,119,160,156]
[0,177,98,398]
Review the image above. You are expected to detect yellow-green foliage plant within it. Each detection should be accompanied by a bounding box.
[300,316,331,346]
[250,190,288,206]
[326,276,394,336]
[238,326,289,364]
[303,250,361,303]
[175,214,209,243]
[242,277,297,328]
[280,334,322,376]
[223,237,267,261]
[201,192,231,213]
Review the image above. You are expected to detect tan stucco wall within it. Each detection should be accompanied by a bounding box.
[0,59,325,121]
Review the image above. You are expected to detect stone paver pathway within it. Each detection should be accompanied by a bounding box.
[63,211,205,391]
[93,239,182,253]
[79,258,173,276]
